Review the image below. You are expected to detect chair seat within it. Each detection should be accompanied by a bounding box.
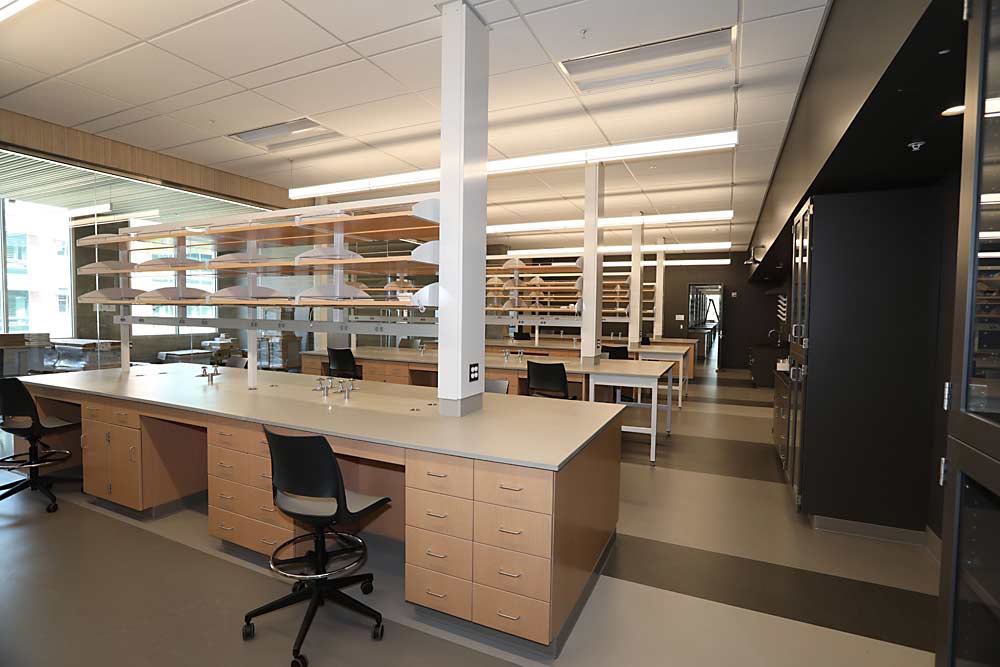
[39,415,79,431]
[276,489,389,521]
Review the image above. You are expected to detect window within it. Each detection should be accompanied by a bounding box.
[129,234,216,336]
[57,290,68,313]
[6,233,27,274]
[6,290,28,332]
[56,240,66,256]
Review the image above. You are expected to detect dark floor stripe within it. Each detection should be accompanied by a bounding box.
[684,395,774,408]
[603,534,937,652]
[690,377,758,388]
[622,433,786,483]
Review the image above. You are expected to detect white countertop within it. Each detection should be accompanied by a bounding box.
[21,364,625,471]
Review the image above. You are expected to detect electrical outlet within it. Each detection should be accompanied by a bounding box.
[469,363,480,382]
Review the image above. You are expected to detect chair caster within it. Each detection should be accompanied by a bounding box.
[46,503,58,513]
[360,580,374,595]
[241,622,255,641]
[291,654,308,667]
[372,623,384,641]
[292,581,306,593]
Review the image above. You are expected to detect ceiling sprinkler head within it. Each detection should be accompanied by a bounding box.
[908,140,926,152]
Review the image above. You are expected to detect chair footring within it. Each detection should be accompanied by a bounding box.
[269,531,367,581]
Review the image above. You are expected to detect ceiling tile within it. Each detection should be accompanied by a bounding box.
[533,164,639,195]
[0,2,136,75]
[739,92,796,125]
[644,184,733,213]
[62,0,238,39]
[587,85,734,144]
[628,152,734,190]
[490,18,549,74]
[489,63,576,110]
[213,153,296,178]
[0,58,45,97]
[738,57,808,99]
[143,81,243,115]
[525,0,736,62]
[500,198,583,220]
[169,91,299,135]
[63,44,219,106]
[360,123,441,169]
[738,120,787,149]
[233,46,359,89]
[350,18,440,57]
[512,0,577,12]
[487,173,558,203]
[289,139,416,180]
[734,146,780,185]
[0,79,130,126]
[476,0,519,24]
[313,94,439,137]
[285,0,440,42]
[257,59,407,115]
[101,115,217,151]
[740,7,825,67]
[152,0,339,77]
[163,136,266,164]
[75,105,160,134]
[743,0,826,22]
[489,98,606,156]
[370,39,441,92]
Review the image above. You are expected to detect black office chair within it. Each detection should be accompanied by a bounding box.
[327,348,359,379]
[242,428,389,666]
[0,378,79,513]
[604,345,629,360]
[527,361,573,399]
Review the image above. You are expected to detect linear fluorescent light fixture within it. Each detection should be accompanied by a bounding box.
[603,258,731,267]
[559,28,733,94]
[943,98,1000,117]
[979,251,1000,258]
[981,231,1000,239]
[288,131,738,199]
[485,210,733,235]
[68,203,112,218]
[506,241,732,256]
[0,0,40,21]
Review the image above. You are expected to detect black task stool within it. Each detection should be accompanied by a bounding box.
[327,348,359,380]
[527,361,573,399]
[243,428,390,666]
[0,378,79,513]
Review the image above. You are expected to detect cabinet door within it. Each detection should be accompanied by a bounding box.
[80,419,109,500]
[108,425,143,510]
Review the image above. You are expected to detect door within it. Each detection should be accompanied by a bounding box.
[108,424,142,510]
[80,419,108,499]
[790,201,812,361]
[938,1,1000,662]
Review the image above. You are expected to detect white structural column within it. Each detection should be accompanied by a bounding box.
[437,1,489,417]
[653,249,665,339]
[628,224,643,344]
[580,162,604,364]
[118,245,131,370]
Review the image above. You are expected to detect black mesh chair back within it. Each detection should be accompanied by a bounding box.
[604,345,629,360]
[327,348,358,379]
[263,428,348,523]
[527,361,570,399]
[0,378,40,437]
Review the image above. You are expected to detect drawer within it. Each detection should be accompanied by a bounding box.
[405,488,473,540]
[208,445,247,483]
[405,450,473,499]
[474,502,552,558]
[472,583,550,645]
[208,475,244,514]
[405,526,472,580]
[108,402,141,430]
[473,543,550,602]
[384,365,410,384]
[241,483,293,529]
[81,400,108,423]
[474,461,553,514]
[405,564,472,621]
[245,454,273,491]
[208,506,292,556]
[209,420,266,456]
[208,505,242,542]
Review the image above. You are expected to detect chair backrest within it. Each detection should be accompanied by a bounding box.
[225,356,248,368]
[263,428,348,511]
[0,378,39,423]
[604,345,629,360]
[527,361,568,398]
[327,348,357,379]
[483,379,509,394]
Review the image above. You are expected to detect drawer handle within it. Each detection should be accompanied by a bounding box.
[216,462,234,469]
[128,446,136,463]
[425,588,448,599]
[497,569,522,579]
[259,472,272,480]
[257,506,276,513]
[496,610,521,621]
[218,432,233,437]
[218,493,235,500]
[217,523,234,532]
[425,511,448,519]
[498,526,522,535]
[87,406,99,413]
[425,549,448,559]
[425,471,448,478]
[498,483,524,492]
[259,538,277,546]
[114,410,128,416]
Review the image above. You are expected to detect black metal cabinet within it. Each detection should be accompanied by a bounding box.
[773,371,791,470]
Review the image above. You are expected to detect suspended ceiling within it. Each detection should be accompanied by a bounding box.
[0,0,828,253]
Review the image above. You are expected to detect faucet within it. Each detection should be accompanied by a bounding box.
[197,365,220,385]
[517,350,524,363]
[503,348,510,362]
[344,380,353,402]
[418,343,426,356]
[313,376,332,398]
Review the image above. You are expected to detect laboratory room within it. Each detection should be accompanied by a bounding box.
[0,0,993,665]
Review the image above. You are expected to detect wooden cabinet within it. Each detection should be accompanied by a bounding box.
[80,419,142,510]
[81,419,108,498]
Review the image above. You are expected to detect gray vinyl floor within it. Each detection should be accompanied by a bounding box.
[0,349,940,666]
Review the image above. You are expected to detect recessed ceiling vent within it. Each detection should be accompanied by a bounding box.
[230,118,341,152]
[559,28,734,94]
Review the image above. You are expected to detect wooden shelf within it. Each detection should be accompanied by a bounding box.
[487,265,580,275]
[85,297,425,308]
[77,255,438,277]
